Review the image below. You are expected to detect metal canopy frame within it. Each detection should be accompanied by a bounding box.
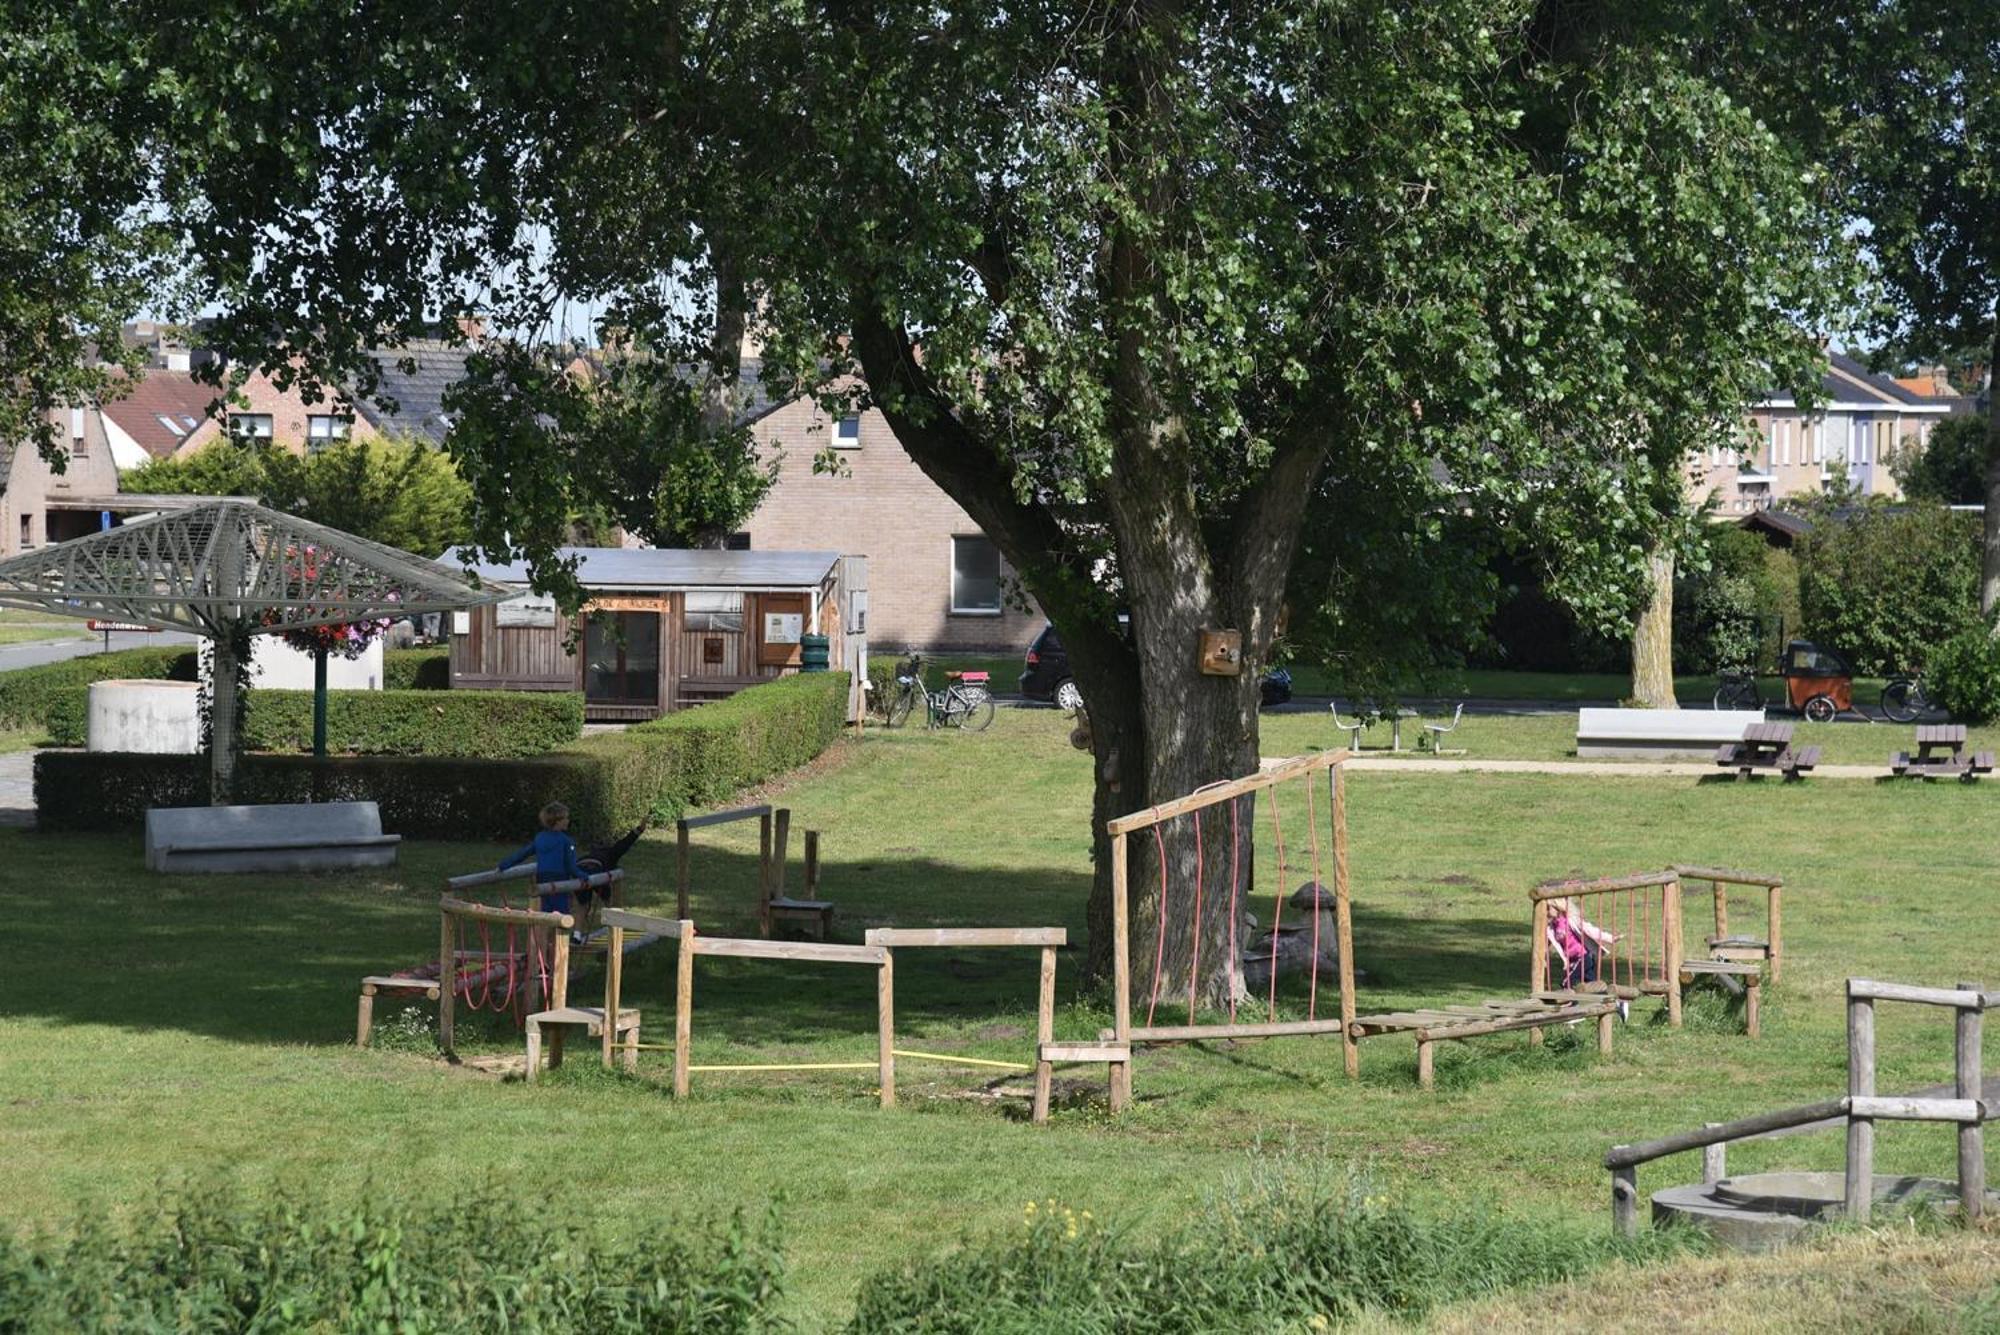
[0,501,514,803]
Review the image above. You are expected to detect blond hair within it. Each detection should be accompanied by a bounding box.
[539,802,570,828]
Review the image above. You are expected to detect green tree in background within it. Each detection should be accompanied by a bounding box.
[1892,415,1989,505]
[125,436,471,556]
[1796,504,1980,674]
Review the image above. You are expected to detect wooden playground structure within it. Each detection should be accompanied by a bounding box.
[1606,977,1990,1239]
[674,802,832,939]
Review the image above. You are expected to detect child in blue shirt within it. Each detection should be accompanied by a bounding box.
[500,802,585,917]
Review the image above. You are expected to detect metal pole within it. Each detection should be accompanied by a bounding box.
[313,643,329,758]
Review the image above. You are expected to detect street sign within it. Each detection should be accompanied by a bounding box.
[87,620,159,633]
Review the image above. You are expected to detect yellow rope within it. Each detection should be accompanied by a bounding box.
[685,1061,877,1072]
[892,1048,1033,1071]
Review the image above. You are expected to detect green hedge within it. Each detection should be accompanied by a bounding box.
[41,687,581,757]
[384,645,450,689]
[35,672,851,838]
[0,646,196,732]
[0,1187,782,1331]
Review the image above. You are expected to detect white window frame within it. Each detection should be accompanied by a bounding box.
[306,414,352,452]
[228,412,274,441]
[949,534,1004,616]
[684,591,745,633]
[832,415,862,449]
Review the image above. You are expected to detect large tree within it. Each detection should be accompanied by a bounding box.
[129,0,1844,999]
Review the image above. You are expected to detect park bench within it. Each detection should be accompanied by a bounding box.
[145,800,400,874]
[1349,992,1622,1088]
[1715,721,1820,780]
[1890,723,1993,782]
[524,1004,643,1081]
[1575,708,1763,759]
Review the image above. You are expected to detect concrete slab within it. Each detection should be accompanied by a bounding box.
[145,800,401,874]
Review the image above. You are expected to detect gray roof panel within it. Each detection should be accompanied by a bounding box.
[443,546,841,590]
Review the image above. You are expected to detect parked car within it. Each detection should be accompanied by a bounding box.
[1019,623,1293,710]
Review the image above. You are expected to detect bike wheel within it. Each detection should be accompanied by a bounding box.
[1803,694,1837,724]
[886,683,919,728]
[958,693,996,732]
[1882,679,1920,724]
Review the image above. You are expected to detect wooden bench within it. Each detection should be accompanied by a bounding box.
[1349,993,1622,1088]
[146,800,401,873]
[524,1005,643,1081]
[1576,708,1763,759]
[1890,724,1993,782]
[768,897,836,940]
[1715,721,1819,780]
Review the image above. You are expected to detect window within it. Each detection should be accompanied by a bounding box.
[950,535,1003,614]
[833,415,862,449]
[18,514,31,550]
[228,413,274,441]
[684,591,745,633]
[306,415,351,452]
[725,531,752,550]
[1812,420,1825,465]
[68,407,85,442]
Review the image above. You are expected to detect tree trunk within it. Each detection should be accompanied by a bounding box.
[209,633,239,805]
[1630,545,1677,707]
[1981,307,2000,621]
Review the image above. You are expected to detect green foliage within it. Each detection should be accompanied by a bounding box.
[1796,505,1980,673]
[236,688,580,757]
[1925,622,2000,725]
[848,1160,1691,1331]
[35,673,849,837]
[383,645,450,690]
[123,434,472,555]
[1673,526,1800,673]
[1891,415,1991,505]
[0,1186,784,1332]
[0,646,196,733]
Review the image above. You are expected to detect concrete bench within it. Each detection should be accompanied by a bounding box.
[145,800,401,874]
[1576,708,1763,759]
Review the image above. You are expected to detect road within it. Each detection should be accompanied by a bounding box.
[0,628,199,672]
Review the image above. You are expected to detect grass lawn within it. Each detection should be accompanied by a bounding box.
[0,609,88,646]
[3,709,1998,1325]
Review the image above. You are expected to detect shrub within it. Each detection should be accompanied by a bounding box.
[0,1187,783,1331]
[35,672,850,837]
[847,1160,1691,1331]
[0,646,195,732]
[40,687,581,757]
[1925,623,2000,724]
[1796,503,1980,674]
[1673,526,1799,674]
[384,645,451,690]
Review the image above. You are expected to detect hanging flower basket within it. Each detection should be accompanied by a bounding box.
[261,543,400,659]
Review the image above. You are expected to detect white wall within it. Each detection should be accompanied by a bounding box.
[200,635,383,690]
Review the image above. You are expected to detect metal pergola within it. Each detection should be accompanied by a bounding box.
[0,501,512,801]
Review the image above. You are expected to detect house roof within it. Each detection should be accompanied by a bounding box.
[98,371,223,460]
[1824,351,1931,406]
[443,546,842,590]
[1736,509,1813,544]
[355,341,474,443]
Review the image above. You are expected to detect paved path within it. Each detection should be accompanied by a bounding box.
[1344,756,1887,780]
[0,628,198,672]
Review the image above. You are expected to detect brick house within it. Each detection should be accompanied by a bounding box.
[1693,351,1961,514]
[735,367,1044,655]
[0,405,233,558]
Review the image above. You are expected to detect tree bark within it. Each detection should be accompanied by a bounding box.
[1981,306,2000,620]
[1630,544,1678,707]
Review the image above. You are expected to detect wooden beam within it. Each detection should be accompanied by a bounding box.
[1033,944,1056,1123]
[1669,865,1785,888]
[673,922,695,1098]
[1332,763,1358,1079]
[676,821,691,919]
[1124,1017,1352,1043]
[1958,982,1986,1221]
[677,803,774,831]
[691,937,887,965]
[1846,979,1985,1009]
[1041,1043,1131,1064]
[1530,870,1679,901]
[1110,830,1131,1112]
[1603,1098,1850,1169]
[1845,1096,1985,1123]
[865,927,1067,948]
[438,896,573,929]
[438,909,456,1056]
[1847,988,1875,1224]
[1105,750,1346,835]
[601,907,689,938]
[877,953,895,1110]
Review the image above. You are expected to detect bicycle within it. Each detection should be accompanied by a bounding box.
[1881,673,1930,724]
[1712,667,1764,712]
[884,652,996,732]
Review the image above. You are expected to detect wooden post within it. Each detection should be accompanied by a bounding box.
[1745,974,1761,1039]
[1611,1164,1638,1238]
[1702,1124,1726,1186]
[1846,986,1875,1223]
[1597,1008,1615,1056]
[676,821,691,920]
[1110,830,1132,1112]
[673,921,695,1098]
[438,908,457,1056]
[1332,764,1358,1079]
[1957,981,1985,1221]
[1710,877,1727,939]
[1416,1039,1435,1089]
[551,925,571,1011]
[356,987,375,1048]
[1032,944,1056,1123]
[758,812,774,935]
[602,924,626,1067]
[877,950,896,1109]
[804,830,821,898]
[1664,879,1684,1027]
[1768,884,1783,983]
[772,808,792,905]
[523,923,544,1017]
[1528,897,1550,1048]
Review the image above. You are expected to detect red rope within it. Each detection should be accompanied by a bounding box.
[1146,824,1169,1028]
[495,921,520,1014]
[1268,788,1288,1020]
[1305,772,1323,1020]
[1227,796,1241,1025]
[470,917,495,1010]
[1188,809,1204,1024]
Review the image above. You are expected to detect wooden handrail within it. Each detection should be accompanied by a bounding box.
[437,895,574,929]
[678,803,773,831]
[1106,749,1345,835]
[1604,1098,1848,1169]
[600,908,688,939]
[864,927,1066,948]
[1670,865,1784,888]
[1531,869,1679,900]
[1847,978,1987,1009]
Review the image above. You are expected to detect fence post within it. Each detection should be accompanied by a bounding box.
[1958,981,1985,1221]
[1702,1124,1726,1187]
[1767,883,1783,983]
[675,821,691,919]
[1846,984,1875,1223]
[1611,1163,1638,1238]
[1110,831,1132,1112]
[877,950,896,1110]
[1664,878,1684,1027]
[1529,896,1550,1049]
[1332,762,1358,1079]
[438,907,457,1057]
[673,921,695,1099]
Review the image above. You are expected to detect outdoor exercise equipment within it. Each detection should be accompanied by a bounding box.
[674,803,830,936]
[1607,977,1996,1246]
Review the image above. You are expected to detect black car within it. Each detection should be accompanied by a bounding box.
[1019,623,1292,710]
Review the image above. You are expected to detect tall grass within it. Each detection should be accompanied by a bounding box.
[847,1155,1699,1332]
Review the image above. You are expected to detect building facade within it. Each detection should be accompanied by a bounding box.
[737,381,1044,655]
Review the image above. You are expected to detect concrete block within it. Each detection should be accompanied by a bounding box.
[145,800,401,874]
[87,680,202,754]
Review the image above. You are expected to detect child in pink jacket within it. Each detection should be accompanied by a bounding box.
[1546,897,1620,988]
